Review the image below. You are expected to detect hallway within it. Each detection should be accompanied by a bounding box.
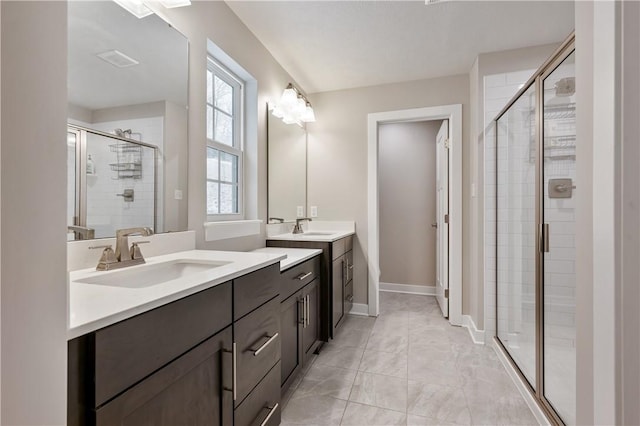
[280,292,537,425]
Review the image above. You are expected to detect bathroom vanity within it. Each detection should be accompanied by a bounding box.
[266,228,355,340]
[253,248,323,393]
[68,250,286,426]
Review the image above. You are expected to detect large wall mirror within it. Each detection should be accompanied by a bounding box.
[267,108,307,222]
[67,1,189,240]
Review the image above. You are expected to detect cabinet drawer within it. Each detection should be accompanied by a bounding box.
[332,238,346,260]
[94,282,232,406]
[234,362,281,426]
[345,281,354,315]
[345,235,353,252]
[234,263,280,320]
[96,327,233,426]
[332,236,353,260]
[280,255,320,301]
[235,296,280,406]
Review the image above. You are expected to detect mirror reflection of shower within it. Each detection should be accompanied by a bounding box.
[114,128,142,141]
[67,125,159,240]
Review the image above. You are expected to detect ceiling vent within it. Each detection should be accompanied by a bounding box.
[96,50,140,68]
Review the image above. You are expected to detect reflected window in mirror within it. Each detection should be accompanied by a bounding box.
[206,58,243,219]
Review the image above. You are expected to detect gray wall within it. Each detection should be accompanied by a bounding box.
[379,120,441,287]
[158,2,303,251]
[1,2,68,423]
[307,75,470,305]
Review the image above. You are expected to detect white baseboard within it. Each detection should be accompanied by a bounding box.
[492,338,551,426]
[380,282,436,296]
[348,303,370,316]
[462,315,485,345]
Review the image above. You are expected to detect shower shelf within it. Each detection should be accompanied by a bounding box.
[109,143,142,179]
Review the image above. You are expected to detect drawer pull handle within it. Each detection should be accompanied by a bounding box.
[252,333,279,356]
[305,295,310,327]
[296,271,312,281]
[232,342,237,401]
[260,402,279,426]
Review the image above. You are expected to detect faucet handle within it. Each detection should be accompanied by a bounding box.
[90,245,118,270]
[130,241,150,261]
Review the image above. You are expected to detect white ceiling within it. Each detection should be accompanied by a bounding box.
[226,0,575,94]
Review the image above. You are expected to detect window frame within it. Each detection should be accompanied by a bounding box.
[206,57,244,220]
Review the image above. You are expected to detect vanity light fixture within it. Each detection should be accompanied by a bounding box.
[113,0,191,19]
[113,0,153,18]
[158,0,192,8]
[271,83,316,125]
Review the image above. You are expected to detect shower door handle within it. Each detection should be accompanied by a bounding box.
[540,223,550,253]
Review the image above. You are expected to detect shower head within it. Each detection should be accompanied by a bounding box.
[555,77,575,97]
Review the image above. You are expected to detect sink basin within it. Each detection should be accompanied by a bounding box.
[297,232,334,236]
[77,259,231,289]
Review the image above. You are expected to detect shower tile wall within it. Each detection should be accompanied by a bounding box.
[86,117,163,237]
[483,70,536,342]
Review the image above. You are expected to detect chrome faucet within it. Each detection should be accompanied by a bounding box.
[292,218,312,234]
[89,227,153,271]
[114,227,154,262]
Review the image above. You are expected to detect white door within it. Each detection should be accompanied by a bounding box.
[435,120,449,317]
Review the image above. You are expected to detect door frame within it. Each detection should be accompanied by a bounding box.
[367,104,463,326]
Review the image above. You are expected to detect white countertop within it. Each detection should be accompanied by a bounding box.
[251,247,323,271]
[266,229,355,243]
[68,250,285,340]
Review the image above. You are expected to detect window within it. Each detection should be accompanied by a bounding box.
[206,58,243,218]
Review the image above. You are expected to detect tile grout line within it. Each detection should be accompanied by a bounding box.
[342,314,377,425]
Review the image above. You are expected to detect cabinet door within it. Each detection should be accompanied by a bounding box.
[96,327,233,426]
[280,291,303,390]
[302,278,321,364]
[332,255,344,329]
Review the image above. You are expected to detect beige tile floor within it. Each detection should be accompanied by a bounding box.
[280,292,537,425]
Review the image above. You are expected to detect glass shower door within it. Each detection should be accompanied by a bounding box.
[496,83,538,389]
[542,51,576,425]
[85,132,157,238]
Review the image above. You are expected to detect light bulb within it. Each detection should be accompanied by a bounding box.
[301,104,316,123]
[113,0,153,18]
[280,86,297,108]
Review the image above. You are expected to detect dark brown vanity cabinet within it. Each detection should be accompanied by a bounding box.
[233,264,282,426]
[95,327,233,426]
[68,263,282,426]
[68,281,234,426]
[279,256,322,391]
[267,235,354,340]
